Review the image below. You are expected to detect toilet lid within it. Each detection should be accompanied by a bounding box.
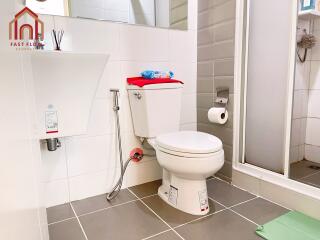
[156,131,222,154]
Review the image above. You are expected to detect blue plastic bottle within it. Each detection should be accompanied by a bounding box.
[301,0,315,11]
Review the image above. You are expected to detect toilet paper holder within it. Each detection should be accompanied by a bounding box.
[214,88,229,108]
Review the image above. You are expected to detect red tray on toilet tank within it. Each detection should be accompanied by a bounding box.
[127,77,184,87]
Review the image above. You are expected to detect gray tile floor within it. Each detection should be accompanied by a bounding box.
[47,178,289,240]
[290,159,320,189]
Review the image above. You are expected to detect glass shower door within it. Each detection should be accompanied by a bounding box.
[243,0,297,173]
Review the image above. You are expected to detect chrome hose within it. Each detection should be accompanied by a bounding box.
[107,89,130,201]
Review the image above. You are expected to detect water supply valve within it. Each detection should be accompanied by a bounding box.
[130,148,144,162]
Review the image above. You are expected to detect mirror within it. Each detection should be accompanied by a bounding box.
[25,0,188,30]
[289,3,320,188]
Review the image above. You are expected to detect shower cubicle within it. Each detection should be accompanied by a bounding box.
[233,0,320,217]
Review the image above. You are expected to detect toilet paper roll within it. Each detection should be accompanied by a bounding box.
[208,107,228,125]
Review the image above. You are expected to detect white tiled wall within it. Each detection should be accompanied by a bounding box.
[290,28,309,163]
[38,1,197,207]
[0,53,48,240]
[291,19,320,164]
[0,1,48,239]
[305,19,320,164]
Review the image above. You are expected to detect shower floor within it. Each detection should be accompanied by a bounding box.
[47,178,289,240]
[290,159,320,189]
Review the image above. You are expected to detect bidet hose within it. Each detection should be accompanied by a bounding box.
[107,89,130,201]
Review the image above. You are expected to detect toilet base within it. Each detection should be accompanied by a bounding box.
[158,174,210,215]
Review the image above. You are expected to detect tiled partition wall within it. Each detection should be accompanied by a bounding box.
[35,1,198,207]
[197,0,236,181]
[305,19,320,163]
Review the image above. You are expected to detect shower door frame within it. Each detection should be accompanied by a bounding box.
[233,0,320,199]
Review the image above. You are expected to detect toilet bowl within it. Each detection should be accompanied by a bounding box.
[127,82,224,215]
[148,131,224,215]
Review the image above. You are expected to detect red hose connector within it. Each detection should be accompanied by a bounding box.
[130,148,144,162]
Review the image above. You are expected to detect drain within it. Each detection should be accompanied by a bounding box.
[309,165,320,170]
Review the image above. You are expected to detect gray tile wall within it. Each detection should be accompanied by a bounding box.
[197,0,236,180]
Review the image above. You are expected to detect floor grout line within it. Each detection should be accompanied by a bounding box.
[173,196,259,229]
[228,182,256,193]
[298,170,320,181]
[257,195,292,211]
[291,160,320,189]
[140,229,172,240]
[226,181,291,211]
[70,203,89,240]
[47,191,160,227]
[172,196,259,229]
[214,177,293,212]
[47,179,258,226]
[207,176,234,186]
[298,180,320,188]
[207,196,260,226]
[215,175,232,184]
[75,193,159,218]
[47,180,281,239]
[47,178,283,224]
[227,196,259,208]
[214,177,281,209]
[139,193,160,199]
[127,188,186,240]
[228,208,260,226]
[47,216,77,226]
[77,199,139,218]
[48,189,177,239]
[172,197,231,229]
[207,176,262,201]
[173,208,227,229]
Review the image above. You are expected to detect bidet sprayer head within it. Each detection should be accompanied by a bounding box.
[110,89,120,111]
[110,89,120,93]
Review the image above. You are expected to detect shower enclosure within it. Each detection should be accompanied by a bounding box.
[243,0,295,174]
[236,0,296,176]
[234,0,320,203]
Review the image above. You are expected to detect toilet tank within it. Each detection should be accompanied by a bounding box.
[127,83,183,138]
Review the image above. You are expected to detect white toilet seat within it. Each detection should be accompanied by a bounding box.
[156,131,223,156]
[157,145,223,158]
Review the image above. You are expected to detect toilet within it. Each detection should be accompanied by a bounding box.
[127,83,224,215]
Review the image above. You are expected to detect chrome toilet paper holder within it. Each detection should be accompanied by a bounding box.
[214,88,229,108]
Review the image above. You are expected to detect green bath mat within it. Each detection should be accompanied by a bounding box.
[256,211,320,240]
